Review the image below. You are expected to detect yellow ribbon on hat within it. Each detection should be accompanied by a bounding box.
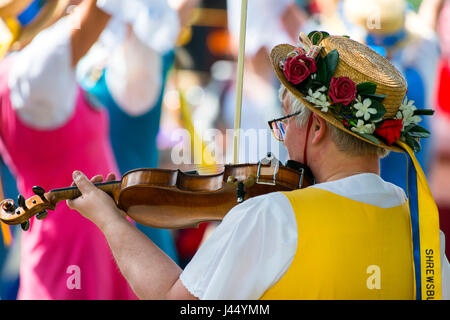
[0,17,21,59]
[397,140,442,300]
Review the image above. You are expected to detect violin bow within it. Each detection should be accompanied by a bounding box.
[232,0,248,165]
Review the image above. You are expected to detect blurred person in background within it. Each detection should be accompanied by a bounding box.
[426,0,450,258]
[224,0,307,164]
[341,0,440,194]
[0,0,144,299]
[418,0,446,30]
[300,0,366,40]
[77,0,201,267]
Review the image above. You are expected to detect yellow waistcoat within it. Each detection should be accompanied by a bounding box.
[261,187,415,300]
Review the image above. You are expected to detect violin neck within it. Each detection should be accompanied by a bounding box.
[45,181,121,205]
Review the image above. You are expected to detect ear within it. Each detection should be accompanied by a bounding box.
[310,114,327,145]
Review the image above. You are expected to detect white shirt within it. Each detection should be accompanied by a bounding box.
[96,0,180,54]
[180,173,450,299]
[8,17,77,130]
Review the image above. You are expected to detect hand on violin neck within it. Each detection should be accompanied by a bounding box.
[67,171,125,230]
[69,172,116,187]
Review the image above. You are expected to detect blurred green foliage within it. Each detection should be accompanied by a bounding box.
[407,0,423,11]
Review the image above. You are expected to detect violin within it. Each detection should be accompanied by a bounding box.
[0,154,314,231]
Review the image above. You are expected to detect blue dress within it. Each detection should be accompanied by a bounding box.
[80,51,179,263]
[366,35,433,193]
[0,160,18,261]
[0,160,20,300]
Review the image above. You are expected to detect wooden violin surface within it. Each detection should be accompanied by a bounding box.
[0,158,314,230]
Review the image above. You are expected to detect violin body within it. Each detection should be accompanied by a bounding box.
[0,155,314,230]
[119,162,312,228]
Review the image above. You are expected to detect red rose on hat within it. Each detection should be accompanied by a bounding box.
[283,54,317,85]
[375,119,404,145]
[329,77,357,106]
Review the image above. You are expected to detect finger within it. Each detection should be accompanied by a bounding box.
[90,175,104,184]
[66,195,79,210]
[67,197,84,212]
[72,171,96,194]
[105,173,116,182]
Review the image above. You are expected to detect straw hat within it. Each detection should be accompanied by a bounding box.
[270,34,428,153]
[0,0,69,53]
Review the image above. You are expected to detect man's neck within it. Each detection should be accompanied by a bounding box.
[311,152,380,184]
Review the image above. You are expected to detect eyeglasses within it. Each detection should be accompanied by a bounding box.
[268,111,301,142]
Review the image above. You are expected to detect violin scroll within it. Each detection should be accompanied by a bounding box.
[0,186,55,230]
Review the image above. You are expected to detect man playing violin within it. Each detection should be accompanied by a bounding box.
[68,33,450,299]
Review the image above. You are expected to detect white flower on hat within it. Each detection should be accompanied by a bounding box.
[351,120,376,135]
[354,96,377,121]
[396,97,422,128]
[306,86,331,112]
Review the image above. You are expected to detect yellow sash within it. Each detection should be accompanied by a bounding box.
[261,141,443,300]
[261,187,415,300]
[397,141,442,300]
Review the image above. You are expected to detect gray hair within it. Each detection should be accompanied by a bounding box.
[279,85,389,158]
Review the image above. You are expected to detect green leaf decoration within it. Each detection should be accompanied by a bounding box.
[369,99,387,121]
[405,134,421,153]
[342,35,350,39]
[413,109,435,116]
[320,31,330,41]
[408,131,431,139]
[311,79,327,89]
[297,76,313,95]
[308,31,330,45]
[358,133,381,145]
[407,125,431,138]
[315,56,328,86]
[364,93,387,102]
[325,50,339,83]
[357,82,377,95]
[403,124,415,133]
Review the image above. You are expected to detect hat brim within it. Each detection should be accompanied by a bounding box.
[270,44,404,153]
[9,0,70,51]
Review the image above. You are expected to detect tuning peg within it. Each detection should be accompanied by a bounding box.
[21,220,30,231]
[1,200,17,214]
[36,210,48,220]
[32,186,46,198]
[17,195,27,210]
